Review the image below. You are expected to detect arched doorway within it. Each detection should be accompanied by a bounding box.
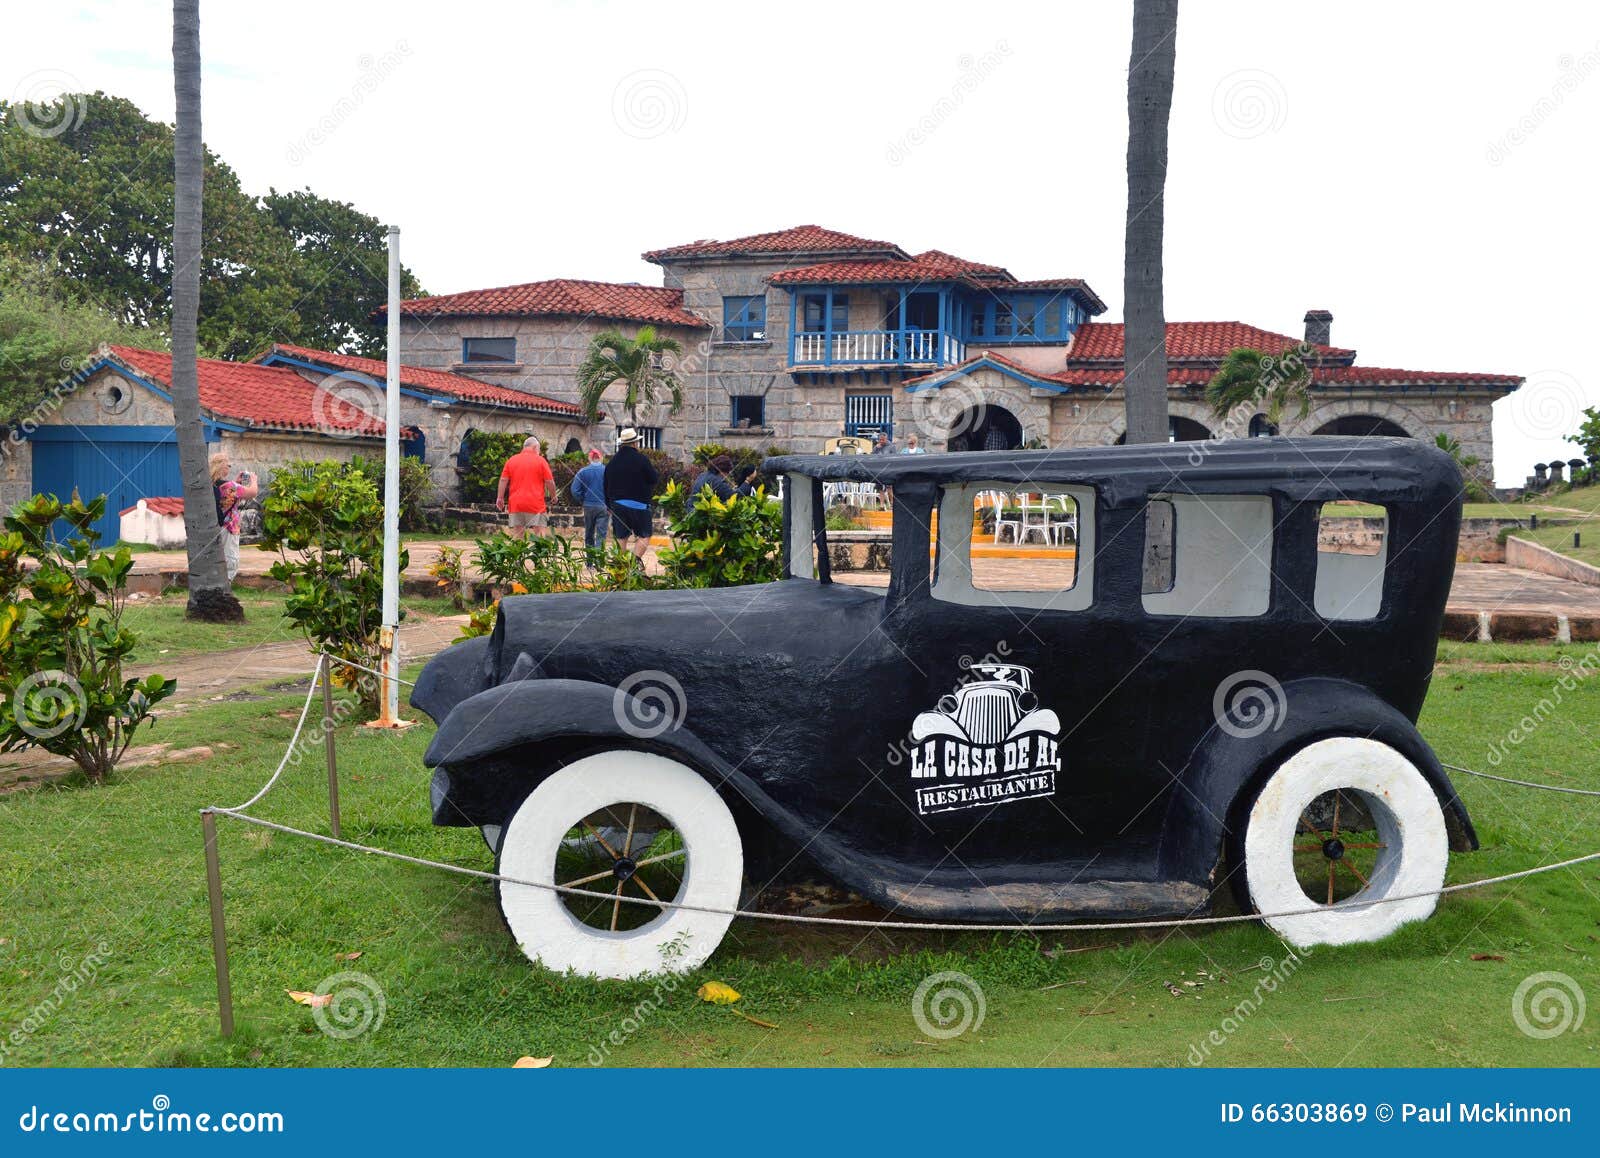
[1114,416,1213,444]
[947,404,1023,452]
[1248,414,1278,438]
[563,437,583,456]
[1313,415,1410,437]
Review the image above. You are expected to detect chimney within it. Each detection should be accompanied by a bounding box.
[1304,309,1333,347]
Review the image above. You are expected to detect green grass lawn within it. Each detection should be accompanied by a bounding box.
[2,644,1597,1068]
[122,588,462,663]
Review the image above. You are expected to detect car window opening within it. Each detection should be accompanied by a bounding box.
[1314,500,1388,621]
[1141,493,1273,618]
[932,482,1095,611]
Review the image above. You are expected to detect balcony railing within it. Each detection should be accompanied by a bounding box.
[791,329,964,367]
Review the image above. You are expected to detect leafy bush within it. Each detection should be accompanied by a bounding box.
[642,449,698,502]
[348,453,433,530]
[656,482,783,588]
[473,533,586,594]
[257,461,407,713]
[454,541,658,642]
[428,545,470,610]
[459,430,544,504]
[0,493,174,782]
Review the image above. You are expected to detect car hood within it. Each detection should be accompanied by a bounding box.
[488,579,885,680]
[412,579,889,726]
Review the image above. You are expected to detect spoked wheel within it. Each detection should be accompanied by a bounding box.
[554,803,686,934]
[496,751,742,979]
[1292,790,1386,907]
[1242,737,1448,947]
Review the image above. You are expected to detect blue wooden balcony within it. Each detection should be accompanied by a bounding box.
[790,328,965,368]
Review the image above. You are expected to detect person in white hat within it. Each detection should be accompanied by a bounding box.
[603,427,658,560]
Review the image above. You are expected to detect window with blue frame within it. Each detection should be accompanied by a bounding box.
[730,394,765,428]
[722,295,766,342]
[463,337,517,363]
[801,293,849,333]
[964,294,1082,344]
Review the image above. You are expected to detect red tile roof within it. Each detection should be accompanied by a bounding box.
[120,496,184,517]
[1067,321,1356,363]
[105,347,385,436]
[914,249,1014,281]
[905,349,1521,392]
[260,344,584,418]
[643,225,907,263]
[769,259,981,287]
[388,279,709,329]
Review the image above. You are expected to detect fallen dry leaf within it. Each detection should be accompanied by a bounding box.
[335,951,363,962]
[286,990,332,1008]
[730,1009,778,1029]
[697,980,741,1005]
[1470,953,1505,962]
[512,1056,553,1068]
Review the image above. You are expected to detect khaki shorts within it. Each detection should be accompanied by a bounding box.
[507,511,548,529]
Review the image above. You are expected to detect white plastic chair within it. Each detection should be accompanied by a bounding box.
[989,492,1021,544]
[1047,494,1078,543]
[1017,493,1057,545]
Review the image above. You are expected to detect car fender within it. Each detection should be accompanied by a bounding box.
[425,677,727,771]
[1155,676,1477,886]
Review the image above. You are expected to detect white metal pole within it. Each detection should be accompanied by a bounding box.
[380,226,402,724]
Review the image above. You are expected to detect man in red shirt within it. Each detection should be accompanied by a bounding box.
[496,437,557,538]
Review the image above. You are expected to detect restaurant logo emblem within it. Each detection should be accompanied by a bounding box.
[907,663,1060,814]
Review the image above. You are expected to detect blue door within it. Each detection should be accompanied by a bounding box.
[28,426,185,545]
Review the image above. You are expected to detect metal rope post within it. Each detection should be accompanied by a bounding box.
[201,809,235,1038]
[321,657,341,840]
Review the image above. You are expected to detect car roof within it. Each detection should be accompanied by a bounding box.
[764,436,1461,506]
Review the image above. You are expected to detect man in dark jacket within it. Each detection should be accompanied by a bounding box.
[603,428,659,560]
[687,454,735,511]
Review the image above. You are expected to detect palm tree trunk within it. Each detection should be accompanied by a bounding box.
[171,0,241,622]
[1122,0,1179,445]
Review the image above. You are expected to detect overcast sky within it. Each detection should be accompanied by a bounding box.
[6,0,1598,483]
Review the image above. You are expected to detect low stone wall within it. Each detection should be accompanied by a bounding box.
[1440,610,1600,644]
[1505,536,1600,588]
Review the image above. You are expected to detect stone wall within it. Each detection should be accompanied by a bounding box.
[398,313,702,457]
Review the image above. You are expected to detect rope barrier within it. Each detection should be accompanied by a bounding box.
[201,674,1600,934]
[1444,761,1600,797]
[321,651,417,690]
[205,805,1600,933]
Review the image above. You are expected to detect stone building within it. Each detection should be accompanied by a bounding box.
[387,279,710,457]
[394,224,1522,476]
[253,343,588,497]
[13,343,585,543]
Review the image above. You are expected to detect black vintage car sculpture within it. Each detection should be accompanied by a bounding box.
[413,437,1475,978]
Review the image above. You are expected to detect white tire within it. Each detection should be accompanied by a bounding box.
[1243,737,1448,947]
[497,750,742,979]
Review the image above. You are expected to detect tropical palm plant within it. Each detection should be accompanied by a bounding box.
[1121,0,1179,445]
[1205,345,1314,430]
[171,0,242,621]
[1433,432,1489,500]
[575,326,684,425]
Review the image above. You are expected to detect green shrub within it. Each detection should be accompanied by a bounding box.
[459,430,539,504]
[656,481,783,588]
[427,545,470,610]
[348,454,433,530]
[642,449,698,502]
[257,461,406,713]
[0,493,174,782]
[473,533,585,594]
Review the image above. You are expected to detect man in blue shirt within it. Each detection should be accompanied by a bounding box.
[569,448,609,549]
